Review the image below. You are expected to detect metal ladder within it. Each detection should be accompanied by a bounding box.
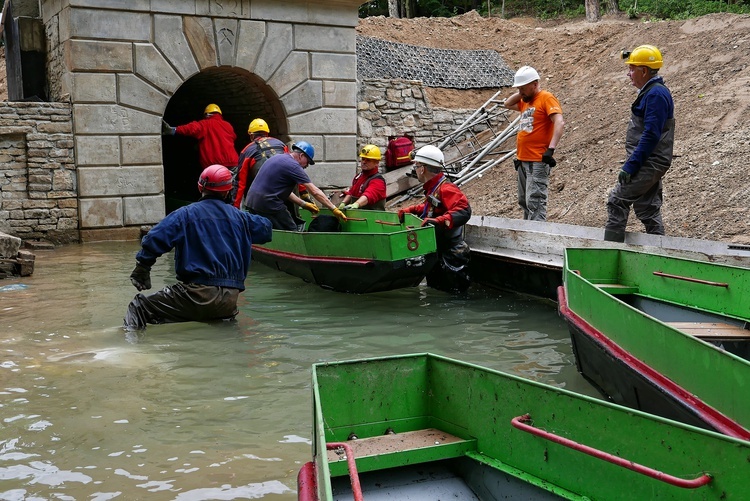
[388,89,518,207]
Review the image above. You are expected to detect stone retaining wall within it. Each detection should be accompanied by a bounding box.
[0,102,78,244]
[356,78,475,174]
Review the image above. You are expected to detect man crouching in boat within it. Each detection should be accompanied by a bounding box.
[398,145,472,293]
[123,165,273,332]
[245,141,346,230]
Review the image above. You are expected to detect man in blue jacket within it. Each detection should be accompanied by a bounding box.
[604,45,675,242]
[124,165,273,331]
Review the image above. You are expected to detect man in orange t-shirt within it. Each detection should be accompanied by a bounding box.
[504,66,565,221]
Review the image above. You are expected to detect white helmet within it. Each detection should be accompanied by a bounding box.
[413,145,444,168]
[513,66,540,87]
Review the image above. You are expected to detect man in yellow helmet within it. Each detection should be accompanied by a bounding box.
[604,45,675,242]
[231,118,288,209]
[162,103,239,169]
[337,144,387,211]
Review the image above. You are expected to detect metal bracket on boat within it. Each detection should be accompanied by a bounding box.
[511,414,713,489]
[405,256,426,268]
[327,442,364,501]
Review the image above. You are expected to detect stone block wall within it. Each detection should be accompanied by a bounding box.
[357,78,475,176]
[0,102,78,244]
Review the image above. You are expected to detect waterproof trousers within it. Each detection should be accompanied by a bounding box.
[517,161,551,221]
[124,282,240,330]
[605,162,669,242]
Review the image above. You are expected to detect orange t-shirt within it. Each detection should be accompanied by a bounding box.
[516,90,562,162]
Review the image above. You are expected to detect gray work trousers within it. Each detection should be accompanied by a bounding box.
[517,161,550,221]
[605,162,669,236]
[124,282,240,330]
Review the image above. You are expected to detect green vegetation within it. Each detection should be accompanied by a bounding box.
[359,0,750,20]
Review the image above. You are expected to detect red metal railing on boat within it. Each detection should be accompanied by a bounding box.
[511,414,712,489]
[327,442,364,501]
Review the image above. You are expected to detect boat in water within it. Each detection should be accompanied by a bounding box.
[297,353,749,500]
[252,209,437,293]
[558,247,750,439]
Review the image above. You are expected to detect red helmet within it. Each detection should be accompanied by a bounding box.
[198,164,233,193]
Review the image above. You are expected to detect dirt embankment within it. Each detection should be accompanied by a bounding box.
[358,12,750,243]
[2,13,748,242]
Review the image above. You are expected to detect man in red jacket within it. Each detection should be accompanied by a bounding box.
[162,103,239,169]
[398,145,472,293]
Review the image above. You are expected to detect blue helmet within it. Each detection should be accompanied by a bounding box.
[292,141,315,165]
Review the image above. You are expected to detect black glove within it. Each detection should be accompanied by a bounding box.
[161,120,175,136]
[618,169,632,185]
[130,263,152,291]
[541,148,556,167]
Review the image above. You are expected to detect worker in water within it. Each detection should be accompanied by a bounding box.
[604,45,675,242]
[337,144,387,211]
[398,145,472,293]
[231,118,288,209]
[246,141,347,230]
[124,164,272,332]
[162,103,239,169]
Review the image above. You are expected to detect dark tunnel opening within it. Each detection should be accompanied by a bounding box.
[162,67,288,213]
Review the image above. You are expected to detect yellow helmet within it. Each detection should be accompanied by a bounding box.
[204,103,222,115]
[359,144,381,161]
[622,45,663,69]
[248,118,270,134]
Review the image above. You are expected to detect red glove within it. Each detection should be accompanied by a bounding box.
[397,209,407,223]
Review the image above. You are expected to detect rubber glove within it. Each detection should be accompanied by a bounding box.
[161,120,175,136]
[397,209,407,223]
[303,202,320,214]
[343,202,359,210]
[130,262,152,291]
[541,148,556,167]
[421,218,440,227]
[337,202,346,210]
[618,169,631,184]
[332,208,347,222]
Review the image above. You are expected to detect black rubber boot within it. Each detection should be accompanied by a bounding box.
[603,229,625,242]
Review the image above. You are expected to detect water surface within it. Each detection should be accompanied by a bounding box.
[0,242,596,499]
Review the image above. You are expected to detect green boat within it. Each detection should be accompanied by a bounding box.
[297,353,749,500]
[251,209,438,293]
[558,247,750,439]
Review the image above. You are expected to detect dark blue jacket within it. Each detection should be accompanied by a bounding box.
[622,76,675,175]
[136,197,272,291]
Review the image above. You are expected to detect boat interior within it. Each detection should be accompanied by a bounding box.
[330,456,563,500]
[603,292,750,360]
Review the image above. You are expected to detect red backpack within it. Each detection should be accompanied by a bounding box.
[385,135,414,171]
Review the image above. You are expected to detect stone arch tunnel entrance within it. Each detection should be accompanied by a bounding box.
[162,67,289,213]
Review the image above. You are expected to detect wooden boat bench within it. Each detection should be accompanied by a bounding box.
[326,428,477,476]
[666,322,750,341]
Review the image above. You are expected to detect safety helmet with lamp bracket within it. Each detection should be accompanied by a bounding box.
[359,144,382,161]
[621,45,663,69]
[198,165,233,193]
[412,145,444,169]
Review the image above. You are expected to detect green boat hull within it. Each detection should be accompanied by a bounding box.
[559,247,750,439]
[299,353,750,500]
[252,210,438,293]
